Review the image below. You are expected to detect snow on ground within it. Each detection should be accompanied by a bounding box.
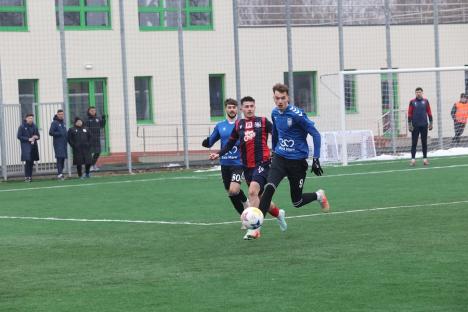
[367,147,468,161]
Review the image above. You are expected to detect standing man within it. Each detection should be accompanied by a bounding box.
[450,93,468,145]
[210,96,287,240]
[49,109,68,180]
[202,98,249,217]
[408,87,433,166]
[17,113,40,182]
[68,117,93,179]
[257,83,329,240]
[86,107,106,171]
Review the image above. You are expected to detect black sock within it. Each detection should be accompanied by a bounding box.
[229,193,245,215]
[259,183,276,216]
[239,189,247,204]
[294,192,318,208]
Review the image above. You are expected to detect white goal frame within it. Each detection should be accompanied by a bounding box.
[338,66,468,165]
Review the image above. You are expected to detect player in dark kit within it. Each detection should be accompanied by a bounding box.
[202,99,249,218]
[408,87,433,166]
[256,83,330,239]
[210,96,287,240]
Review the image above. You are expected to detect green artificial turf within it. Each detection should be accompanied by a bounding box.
[1,156,467,311]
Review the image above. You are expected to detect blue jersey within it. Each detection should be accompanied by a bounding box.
[271,104,321,159]
[206,119,242,166]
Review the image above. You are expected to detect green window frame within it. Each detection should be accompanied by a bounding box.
[0,0,27,31]
[55,0,111,30]
[380,72,400,136]
[134,76,154,124]
[138,0,213,31]
[380,72,400,112]
[464,65,468,94]
[18,79,39,125]
[209,74,225,121]
[344,70,357,113]
[283,71,317,116]
[67,78,110,154]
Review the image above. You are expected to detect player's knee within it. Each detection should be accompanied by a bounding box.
[262,183,276,198]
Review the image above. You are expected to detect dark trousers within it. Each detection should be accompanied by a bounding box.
[411,125,428,159]
[453,122,466,144]
[57,158,65,175]
[92,153,100,166]
[24,161,34,178]
[77,164,91,177]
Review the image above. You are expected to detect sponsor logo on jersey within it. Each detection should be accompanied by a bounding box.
[278,138,295,152]
[244,130,256,142]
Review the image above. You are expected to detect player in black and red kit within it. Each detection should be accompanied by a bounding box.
[210,96,287,240]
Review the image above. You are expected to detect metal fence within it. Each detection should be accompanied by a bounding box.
[1,0,468,180]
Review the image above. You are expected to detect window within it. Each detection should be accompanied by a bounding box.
[138,0,212,31]
[283,71,317,115]
[344,70,357,113]
[209,74,224,119]
[134,76,153,124]
[380,72,400,112]
[55,0,111,30]
[18,79,38,122]
[465,66,468,94]
[0,0,27,31]
[68,78,109,153]
[380,72,400,134]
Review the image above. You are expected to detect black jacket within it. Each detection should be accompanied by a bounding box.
[67,126,92,165]
[85,114,106,153]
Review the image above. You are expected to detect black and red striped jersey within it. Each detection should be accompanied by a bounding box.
[218,116,272,168]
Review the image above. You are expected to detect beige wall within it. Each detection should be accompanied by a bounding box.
[1,1,467,155]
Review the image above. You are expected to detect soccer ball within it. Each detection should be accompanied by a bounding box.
[240,207,264,230]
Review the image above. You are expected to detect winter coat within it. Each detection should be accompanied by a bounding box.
[85,114,106,153]
[49,115,68,159]
[17,121,40,162]
[67,126,92,166]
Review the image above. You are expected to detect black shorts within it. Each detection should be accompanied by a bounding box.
[243,161,270,194]
[268,154,308,204]
[221,165,244,190]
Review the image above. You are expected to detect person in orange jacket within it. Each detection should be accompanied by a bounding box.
[451,93,468,145]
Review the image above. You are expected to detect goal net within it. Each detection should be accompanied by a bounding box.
[315,66,468,165]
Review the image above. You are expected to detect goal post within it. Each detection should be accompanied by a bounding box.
[316,66,468,165]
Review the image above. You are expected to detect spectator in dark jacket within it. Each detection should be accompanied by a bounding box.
[85,107,106,171]
[68,117,92,179]
[49,109,68,180]
[17,113,40,182]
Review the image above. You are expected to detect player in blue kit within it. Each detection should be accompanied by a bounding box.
[258,83,330,224]
[202,98,249,216]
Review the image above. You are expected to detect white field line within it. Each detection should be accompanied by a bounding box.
[0,199,466,226]
[306,163,468,179]
[1,163,468,193]
[0,175,206,193]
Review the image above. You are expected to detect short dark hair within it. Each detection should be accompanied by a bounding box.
[224,98,238,107]
[460,93,466,98]
[25,113,34,118]
[241,96,255,105]
[415,87,423,92]
[57,109,64,113]
[273,83,289,95]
